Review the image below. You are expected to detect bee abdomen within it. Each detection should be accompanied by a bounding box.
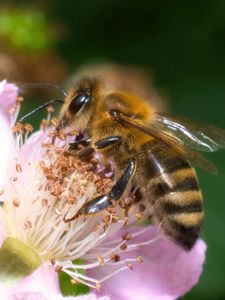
[148,158,203,250]
[154,176,199,198]
[155,188,203,250]
[141,140,204,250]
[161,210,204,250]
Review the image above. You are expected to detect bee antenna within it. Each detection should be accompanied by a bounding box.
[21,83,67,97]
[19,99,64,123]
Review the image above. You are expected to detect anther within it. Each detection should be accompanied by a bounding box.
[55,265,63,273]
[51,117,59,127]
[123,233,132,241]
[127,263,134,270]
[120,243,127,251]
[97,256,105,266]
[12,198,20,207]
[24,123,33,132]
[24,220,32,229]
[136,256,144,263]
[47,105,55,113]
[110,252,120,262]
[16,164,22,173]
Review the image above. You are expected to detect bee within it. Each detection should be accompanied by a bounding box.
[21,77,225,250]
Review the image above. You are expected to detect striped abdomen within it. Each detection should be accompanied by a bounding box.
[140,140,203,250]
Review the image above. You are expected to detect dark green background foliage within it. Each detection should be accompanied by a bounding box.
[2,1,225,299]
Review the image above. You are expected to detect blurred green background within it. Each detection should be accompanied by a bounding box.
[0,1,225,299]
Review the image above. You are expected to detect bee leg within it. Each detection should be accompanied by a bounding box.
[69,138,91,150]
[76,135,122,158]
[64,159,136,221]
[78,147,94,158]
[108,158,136,200]
[95,136,122,149]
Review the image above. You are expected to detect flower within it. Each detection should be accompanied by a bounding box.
[0,80,206,300]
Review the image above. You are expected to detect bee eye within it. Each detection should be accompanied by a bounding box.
[69,92,90,114]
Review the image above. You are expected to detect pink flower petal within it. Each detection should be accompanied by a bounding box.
[0,80,18,123]
[0,80,18,187]
[65,295,110,300]
[0,113,14,189]
[88,226,206,300]
[1,264,60,295]
[0,263,110,300]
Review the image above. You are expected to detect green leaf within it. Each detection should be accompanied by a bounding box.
[59,259,90,296]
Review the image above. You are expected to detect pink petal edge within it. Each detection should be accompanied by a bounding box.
[0,113,14,189]
[0,80,18,188]
[88,225,206,300]
[0,80,18,124]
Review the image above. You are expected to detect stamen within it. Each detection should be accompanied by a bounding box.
[98,266,129,283]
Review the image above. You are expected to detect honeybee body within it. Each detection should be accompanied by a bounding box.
[58,77,224,250]
[86,91,203,250]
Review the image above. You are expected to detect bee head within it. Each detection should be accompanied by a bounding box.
[59,77,101,132]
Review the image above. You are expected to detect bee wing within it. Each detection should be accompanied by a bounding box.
[156,113,225,152]
[114,112,218,175]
